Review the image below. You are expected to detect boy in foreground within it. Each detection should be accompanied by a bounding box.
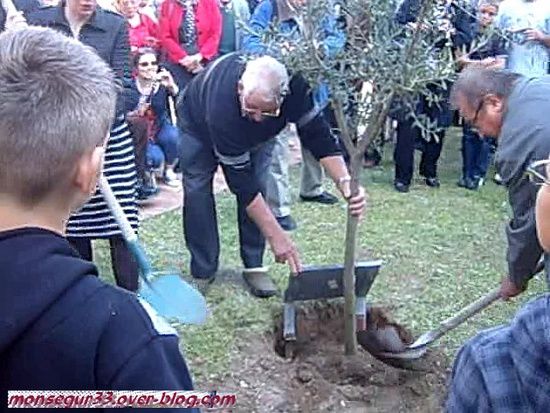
[0,27,197,411]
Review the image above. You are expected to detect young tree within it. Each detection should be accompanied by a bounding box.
[259,0,467,354]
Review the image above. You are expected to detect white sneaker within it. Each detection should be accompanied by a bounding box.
[163,168,181,188]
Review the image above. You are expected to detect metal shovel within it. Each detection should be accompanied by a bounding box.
[99,175,208,325]
[358,261,544,370]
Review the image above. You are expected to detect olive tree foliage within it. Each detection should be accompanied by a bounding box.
[255,0,479,354]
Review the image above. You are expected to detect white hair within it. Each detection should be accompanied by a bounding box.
[240,55,290,103]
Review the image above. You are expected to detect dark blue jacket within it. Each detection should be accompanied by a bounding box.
[0,228,197,412]
[396,0,472,50]
[28,4,131,114]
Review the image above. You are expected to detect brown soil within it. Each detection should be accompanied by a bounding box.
[205,301,450,413]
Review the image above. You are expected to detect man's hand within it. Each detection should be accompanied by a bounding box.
[179,56,195,70]
[524,28,545,42]
[499,276,526,300]
[339,181,367,218]
[180,53,203,71]
[267,229,302,275]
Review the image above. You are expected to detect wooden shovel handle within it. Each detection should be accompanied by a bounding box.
[430,260,546,343]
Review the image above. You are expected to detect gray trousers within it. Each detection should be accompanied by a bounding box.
[266,128,324,218]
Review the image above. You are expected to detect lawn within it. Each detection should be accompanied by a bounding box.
[94,127,546,385]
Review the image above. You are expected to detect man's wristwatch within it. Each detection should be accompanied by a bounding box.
[337,176,352,198]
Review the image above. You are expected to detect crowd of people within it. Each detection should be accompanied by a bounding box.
[1,0,550,410]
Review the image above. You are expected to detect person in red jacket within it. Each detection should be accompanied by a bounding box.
[159,0,221,88]
[117,0,159,53]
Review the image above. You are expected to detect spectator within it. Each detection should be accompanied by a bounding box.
[0,26,196,409]
[177,54,365,297]
[116,0,159,52]
[496,0,550,78]
[29,0,140,292]
[451,67,550,299]
[158,0,221,89]
[393,0,472,193]
[218,0,250,56]
[457,0,505,190]
[126,48,181,193]
[242,0,344,231]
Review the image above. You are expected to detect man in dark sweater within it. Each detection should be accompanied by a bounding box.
[0,27,196,411]
[178,53,365,297]
[451,67,550,299]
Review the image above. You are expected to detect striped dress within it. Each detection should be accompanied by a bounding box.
[66,115,140,238]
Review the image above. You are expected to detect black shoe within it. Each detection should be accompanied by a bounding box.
[425,177,440,188]
[394,181,410,193]
[465,178,479,191]
[300,191,339,205]
[137,183,159,200]
[276,215,297,231]
[457,177,467,188]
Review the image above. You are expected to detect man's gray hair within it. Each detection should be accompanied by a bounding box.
[240,55,290,102]
[0,27,117,205]
[450,67,521,110]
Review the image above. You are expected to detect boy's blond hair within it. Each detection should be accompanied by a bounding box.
[0,27,117,206]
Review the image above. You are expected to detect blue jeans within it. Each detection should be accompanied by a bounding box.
[461,125,492,180]
[146,122,181,168]
[179,125,274,278]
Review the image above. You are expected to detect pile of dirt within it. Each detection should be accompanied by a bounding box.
[205,301,451,412]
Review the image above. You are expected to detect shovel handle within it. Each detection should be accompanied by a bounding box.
[99,175,138,242]
[427,260,546,344]
[98,175,153,278]
[429,288,501,343]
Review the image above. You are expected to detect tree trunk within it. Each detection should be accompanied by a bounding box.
[342,151,363,355]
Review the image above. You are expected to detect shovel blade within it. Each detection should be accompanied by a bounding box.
[139,273,208,325]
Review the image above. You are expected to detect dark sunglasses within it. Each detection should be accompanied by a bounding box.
[139,61,158,67]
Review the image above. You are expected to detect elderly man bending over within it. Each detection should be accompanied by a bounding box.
[178,53,365,297]
[451,67,550,299]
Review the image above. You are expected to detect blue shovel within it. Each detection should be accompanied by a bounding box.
[99,175,208,325]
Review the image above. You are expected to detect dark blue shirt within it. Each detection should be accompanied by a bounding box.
[0,228,197,412]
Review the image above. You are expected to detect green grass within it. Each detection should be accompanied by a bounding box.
[93,127,546,382]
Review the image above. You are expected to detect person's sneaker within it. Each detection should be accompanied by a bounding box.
[457,177,467,188]
[242,267,278,298]
[300,191,339,205]
[493,173,503,185]
[477,177,485,188]
[425,177,440,188]
[163,168,181,188]
[276,215,297,231]
[394,181,410,193]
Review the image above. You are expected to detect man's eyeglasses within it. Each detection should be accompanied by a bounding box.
[467,98,485,127]
[526,159,550,186]
[139,61,158,67]
[240,93,286,118]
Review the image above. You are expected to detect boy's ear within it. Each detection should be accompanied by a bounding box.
[73,146,105,199]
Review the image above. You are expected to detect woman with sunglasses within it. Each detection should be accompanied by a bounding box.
[126,48,181,195]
